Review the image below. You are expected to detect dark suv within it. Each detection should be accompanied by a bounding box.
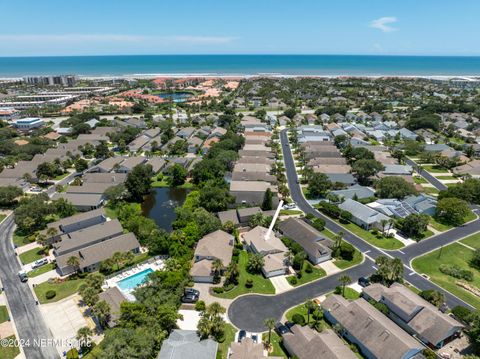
[182,288,200,303]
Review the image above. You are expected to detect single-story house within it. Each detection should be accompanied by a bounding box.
[230,181,278,206]
[51,192,104,212]
[157,330,217,359]
[362,283,463,349]
[278,218,332,264]
[330,185,376,200]
[283,325,357,359]
[323,295,424,359]
[230,338,282,359]
[339,198,390,230]
[217,209,239,227]
[98,287,127,328]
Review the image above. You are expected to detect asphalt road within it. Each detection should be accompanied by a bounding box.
[0,215,59,359]
[227,130,477,331]
[405,157,448,191]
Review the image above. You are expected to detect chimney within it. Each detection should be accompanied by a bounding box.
[265,200,284,240]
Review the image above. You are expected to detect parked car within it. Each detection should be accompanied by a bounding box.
[358,276,370,287]
[274,322,290,335]
[181,288,199,303]
[18,270,28,282]
[181,292,199,303]
[32,258,49,269]
[184,288,200,296]
[237,330,246,343]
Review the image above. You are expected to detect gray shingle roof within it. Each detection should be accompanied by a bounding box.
[157,330,218,359]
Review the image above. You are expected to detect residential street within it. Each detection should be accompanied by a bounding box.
[0,215,59,359]
[227,130,478,332]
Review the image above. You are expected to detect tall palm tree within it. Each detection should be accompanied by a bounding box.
[76,326,92,349]
[380,219,389,236]
[264,318,275,347]
[339,275,352,297]
[111,252,125,271]
[46,227,58,240]
[334,231,344,250]
[304,300,316,324]
[67,256,81,274]
[92,300,111,328]
[212,259,224,277]
[36,234,47,247]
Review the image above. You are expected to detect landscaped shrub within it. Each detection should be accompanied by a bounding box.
[245,278,253,288]
[333,242,355,261]
[318,201,341,219]
[223,283,235,292]
[292,313,305,325]
[311,218,326,231]
[194,300,206,311]
[451,305,472,323]
[66,348,79,359]
[232,248,241,257]
[292,252,306,270]
[281,236,303,255]
[439,264,473,281]
[305,263,313,273]
[334,286,342,295]
[212,287,224,294]
[45,290,56,299]
[289,277,298,285]
[296,271,303,279]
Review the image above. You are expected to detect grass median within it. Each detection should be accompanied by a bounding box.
[412,242,480,310]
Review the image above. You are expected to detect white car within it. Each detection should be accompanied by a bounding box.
[31,258,49,269]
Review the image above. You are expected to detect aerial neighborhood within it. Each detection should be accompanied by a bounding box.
[2,74,480,359]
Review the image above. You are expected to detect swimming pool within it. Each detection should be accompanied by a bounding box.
[117,268,154,292]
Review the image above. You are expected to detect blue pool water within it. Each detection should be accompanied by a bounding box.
[117,268,154,292]
[155,92,193,103]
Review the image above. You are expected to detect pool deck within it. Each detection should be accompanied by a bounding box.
[102,258,165,301]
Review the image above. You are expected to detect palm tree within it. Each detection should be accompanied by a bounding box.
[46,227,58,240]
[36,234,47,247]
[334,231,344,250]
[76,326,93,349]
[212,259,224,277]
[339,275,352,297]
[247,253,264,274]
[67,256,81,274]
[310,307,323,332]
[264,318,275,348]
[304,300,316,324]
[111,252,125,271]
[225,261,239,285]
[380,219,389,236]
[284,250,294,268]
[92,300,111,328]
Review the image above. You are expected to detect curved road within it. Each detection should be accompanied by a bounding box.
[0,215,59,359]
[228,129,478,332]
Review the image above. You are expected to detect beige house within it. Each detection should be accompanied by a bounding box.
[242,226,288,278]
[190,230,234,283]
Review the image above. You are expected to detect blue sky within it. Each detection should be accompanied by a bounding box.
[0,0,479,56]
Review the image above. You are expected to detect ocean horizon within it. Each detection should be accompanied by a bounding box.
[2,55,480,78]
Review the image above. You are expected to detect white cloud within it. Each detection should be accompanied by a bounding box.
[0,34,239,44]
[369,17,398,33]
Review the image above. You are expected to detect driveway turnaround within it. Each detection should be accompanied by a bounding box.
[0,215,59,359]
[227,130,479,331]
[228,261,374,332]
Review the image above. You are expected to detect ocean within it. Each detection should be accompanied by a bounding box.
[1,55,480,78]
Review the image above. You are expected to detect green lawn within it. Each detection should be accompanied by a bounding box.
[0,214,5,223]
[422,165,449,173]
[421,187,440,195]
[34,278,86,304]
[266,332,288,358]
[28,263,56,277]
[413,176,428,184]
[342,287,360,300]
[212,251,275,299]
[279,209,303,216]
[429,212,477,232]
[13,232,32,247]
[320,228,336,240]
[461,233,480,250]
[19,247,46,265]
[151,176,194,189]
[104,202,141,219]
[0,335,20,359]
[285,303,312,322]
[334,248,363,270]
[288,262,326,287]
[0,305,9,323]
[435,175,456,180]
[412,243,480,309]
[216,324,236,359]
[54,172,69,180]
[332,219,404,250]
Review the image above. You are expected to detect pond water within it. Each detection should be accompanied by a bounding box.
[142,187,189,231]
[154,91,193,102]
